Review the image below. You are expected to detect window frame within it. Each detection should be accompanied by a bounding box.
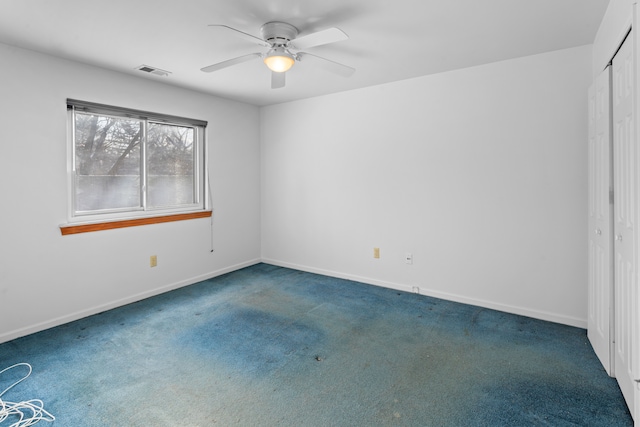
[65,99,209,228]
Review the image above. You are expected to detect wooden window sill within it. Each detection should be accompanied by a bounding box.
[60,211,212,235]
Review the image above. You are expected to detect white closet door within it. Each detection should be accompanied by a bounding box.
[588,66,613,376]
[612,31,638,417]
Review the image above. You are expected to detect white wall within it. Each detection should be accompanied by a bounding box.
[0,42,261,343]
[261,45,592,327]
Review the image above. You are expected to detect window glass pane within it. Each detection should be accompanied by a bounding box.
[74,113,142,212]
[146,123,195,208]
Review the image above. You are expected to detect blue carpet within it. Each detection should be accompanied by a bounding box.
[0,264,633,426]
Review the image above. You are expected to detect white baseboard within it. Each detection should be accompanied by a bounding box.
[261,258,587,329]
[1,257,586,345]
[0,258,261,345]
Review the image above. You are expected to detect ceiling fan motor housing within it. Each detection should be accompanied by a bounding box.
[261,22,298,46]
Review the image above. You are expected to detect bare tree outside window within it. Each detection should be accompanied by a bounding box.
[147,123,195,208]
[75,113,142,212]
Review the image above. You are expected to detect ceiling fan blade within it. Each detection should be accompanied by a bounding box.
[297,52,355,77]
[290,27,348,50]
[271,71,286,89]
[201,53,262,73]
[208,25,270,47]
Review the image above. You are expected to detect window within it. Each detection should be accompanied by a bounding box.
[67,99,208,225]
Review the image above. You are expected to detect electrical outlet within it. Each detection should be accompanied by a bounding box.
[150,255,157,267]
[373,247,380,259]
[405,253,413,264]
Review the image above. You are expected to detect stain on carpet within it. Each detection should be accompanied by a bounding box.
[178,307,325,375]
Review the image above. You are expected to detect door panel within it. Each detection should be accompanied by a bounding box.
[588,67,614,375]
[612,32,638,416]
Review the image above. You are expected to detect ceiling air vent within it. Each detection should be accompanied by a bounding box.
[136,64,171,77]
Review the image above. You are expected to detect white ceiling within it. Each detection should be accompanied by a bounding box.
[0,0,609,106]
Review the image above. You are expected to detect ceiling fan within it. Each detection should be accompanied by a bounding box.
[200,21,355,89]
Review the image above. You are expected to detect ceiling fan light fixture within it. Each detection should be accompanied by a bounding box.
[264,48,295,72]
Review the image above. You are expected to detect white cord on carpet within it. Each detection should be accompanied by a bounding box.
[0,363,55,426]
